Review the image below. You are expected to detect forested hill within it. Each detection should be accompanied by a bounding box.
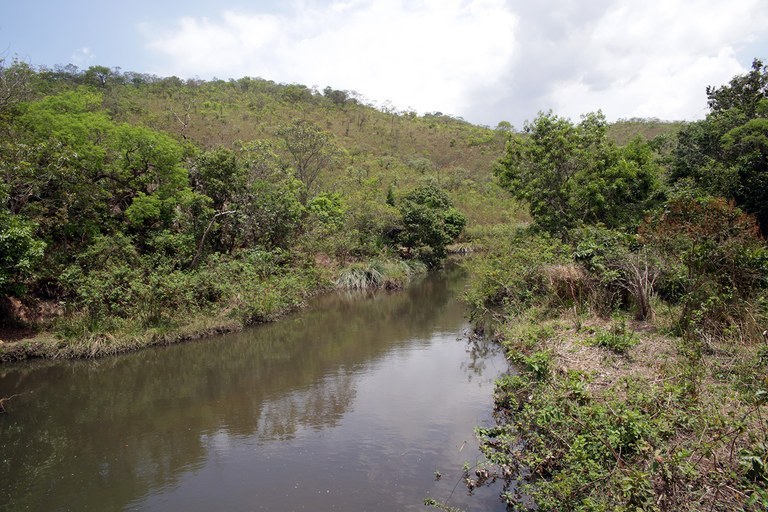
[0,62,509,358]
[22,66,508,170]
[0,61,682,359]
[2,64,682,174]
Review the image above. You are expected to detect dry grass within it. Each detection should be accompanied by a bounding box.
[494,308,768,510]
[0,314,246,362]
[542,264,613,315]
[533,315,677,394]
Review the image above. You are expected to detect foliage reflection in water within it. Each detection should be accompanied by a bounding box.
[0,265,508,511]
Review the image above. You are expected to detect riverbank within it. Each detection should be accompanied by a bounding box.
[0,315,246,363]
[459,215,768,510]
[475,309,768,511]
[0,257,427,363]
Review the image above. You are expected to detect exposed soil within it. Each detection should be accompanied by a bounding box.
[0,326,38,343]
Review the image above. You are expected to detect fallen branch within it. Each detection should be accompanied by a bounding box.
[0,392,30,413]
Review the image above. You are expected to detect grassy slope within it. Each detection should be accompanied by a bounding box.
[1,75,519,361]
[606,118,684,145]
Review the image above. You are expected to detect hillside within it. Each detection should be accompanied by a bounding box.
[0,62,522,359]
[606,117,684,145]
[0,61,691,361]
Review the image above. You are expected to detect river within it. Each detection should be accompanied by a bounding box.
[0,265,508,511]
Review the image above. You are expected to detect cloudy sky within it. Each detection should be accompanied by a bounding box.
[3,0,767,127]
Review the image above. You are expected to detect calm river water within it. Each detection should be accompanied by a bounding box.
[0,266,508,511]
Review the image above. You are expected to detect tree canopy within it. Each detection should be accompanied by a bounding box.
[494,111,662,237]
[672,58,768,234]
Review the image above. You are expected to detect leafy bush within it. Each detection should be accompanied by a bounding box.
[480,360,685,511]
[590,322,639,354]
[465,230,570,316]
[0,213,45,296]
[307,192,345,230]
[396,184,466,267]
[57,236,309,333]
[640,195,768,340]
[519,350,552,380]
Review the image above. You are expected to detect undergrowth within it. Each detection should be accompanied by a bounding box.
[335,258,426,290]
[474,315,768,511]
[462,214,768,510]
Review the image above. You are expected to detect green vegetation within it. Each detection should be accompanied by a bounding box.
[465,61,768,510]
[2,53,766,511]
[672,59,768,233]
[589,322,639,354]
[0,58,521,360]
[395,184,466,267]
[335,258,426,291]
[495,110,663,236]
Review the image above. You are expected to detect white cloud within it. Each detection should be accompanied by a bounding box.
[145,13,281,74]
[144,0,518,117]
[71,47,94,67]
[532,0,768,123]
[142,0,768,126]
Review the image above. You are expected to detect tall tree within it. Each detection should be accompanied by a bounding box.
[495,111,662,237]
[672,58,768,234]
[396,185,466,267]
[276,119,340,203]
[0,59,33,115]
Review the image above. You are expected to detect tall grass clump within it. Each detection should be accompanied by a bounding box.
[335,258,426,290]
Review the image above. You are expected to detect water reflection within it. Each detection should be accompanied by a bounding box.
[0,265,507,512]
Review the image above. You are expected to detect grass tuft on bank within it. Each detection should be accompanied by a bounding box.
[335,258,427,291]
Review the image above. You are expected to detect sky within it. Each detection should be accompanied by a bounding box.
[2,0,767,128]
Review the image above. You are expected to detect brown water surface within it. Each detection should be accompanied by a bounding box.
[0,266,508,511]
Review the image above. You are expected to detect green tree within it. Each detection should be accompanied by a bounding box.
[112,124,196,236]
[277,119,340,203]
[396,185,466,267]
[2,88,201,275]
[6,90,115,244]
[573,136,663,229]
[672,58,768,234]
[0,199,45,296]
[191,146,245,211]
[83,65,115,88]
[307,192,345,230]
[341,181,399,257]
[495,111,662,237]
[240,178,304,250]
[0,58,33,115]
[188,143,307,255]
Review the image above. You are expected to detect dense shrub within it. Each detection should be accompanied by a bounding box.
[396,184,466,267]
[0,212,45,296]
[465,231,570,316]
[640,196,768,339]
